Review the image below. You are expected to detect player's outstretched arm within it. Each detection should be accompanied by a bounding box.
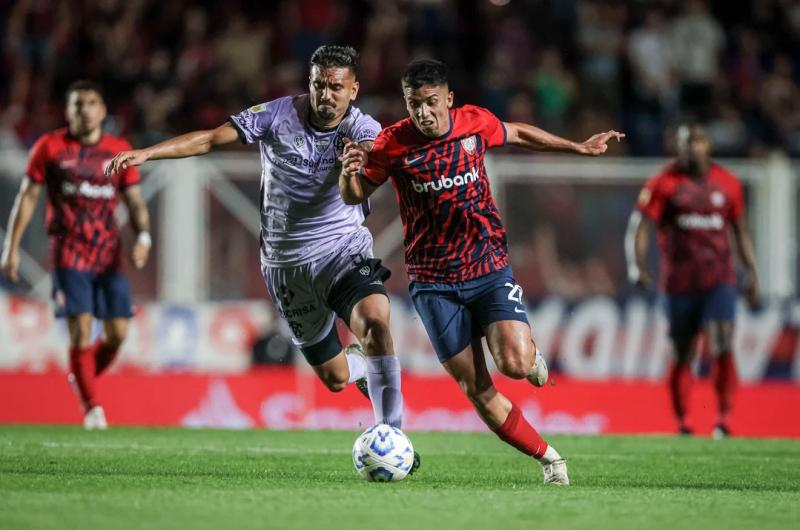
[731,217,761,308]
[1,177,42,282]
[106,122,240,176]
[504,122,624,155]
[122,185,152,270]
[339,138,378,205]
[625,211,654,288]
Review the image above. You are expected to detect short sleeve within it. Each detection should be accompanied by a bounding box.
[347,112,381,145]
[361,129,392,186]
[25,135,49,184]
[117,139,141,189]
[228,99,281,144]
[727,174,744,221]
[636,175,667,222]
[467,105,506,148]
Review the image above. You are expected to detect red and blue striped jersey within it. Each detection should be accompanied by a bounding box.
[26,128,140,273]
[362,105,508,283]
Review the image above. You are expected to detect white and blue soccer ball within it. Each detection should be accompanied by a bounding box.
[352,424,414,482]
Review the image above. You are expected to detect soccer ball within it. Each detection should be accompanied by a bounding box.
[352,424,415,482]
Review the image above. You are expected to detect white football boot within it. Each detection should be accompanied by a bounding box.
[542,459,570,485]
[83,406,108,430]
[527,347,549,387]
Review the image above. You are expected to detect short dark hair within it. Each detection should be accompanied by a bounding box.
[65,80,104,102]
[402,59,449,89]
[310,45,359,75]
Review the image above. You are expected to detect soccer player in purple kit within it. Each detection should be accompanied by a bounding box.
[626,124,760,438]
[340,59,624,485]
[107,46,419,470]
[1,81,151,429]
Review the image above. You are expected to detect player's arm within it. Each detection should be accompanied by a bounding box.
[731,217,761,308]
[1,177,43,282]
[625,210,654,288]
[106,123,240,176]
[503,122,625,155]
[339,139,379,205]
[122,185,151,270]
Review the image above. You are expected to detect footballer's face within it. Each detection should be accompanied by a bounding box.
[403,84,454,137]
[309,65,359,126]
[66,90,107,137]
[677,125,711,169]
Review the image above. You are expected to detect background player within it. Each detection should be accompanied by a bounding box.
[105,46,416,461]
[626,124,760,438]
[340,59,624,485]
[0,80,151,430]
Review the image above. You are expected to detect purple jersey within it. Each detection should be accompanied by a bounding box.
[229,95,380,266]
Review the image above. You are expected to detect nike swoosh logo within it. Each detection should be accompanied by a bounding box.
[514,307,526,314]
[405,154,424,165]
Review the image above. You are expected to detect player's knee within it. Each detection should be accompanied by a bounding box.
[495,349,533,380]
[104,331,126,350]
[320,373,348,393]
[360,317,391,356]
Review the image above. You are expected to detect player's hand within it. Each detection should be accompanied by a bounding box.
[575,130,625,156]
[106,149,151,177]
[0,247,20,283]
[339,138,368,176]
[131,241,150,269]
[743,270,762,310]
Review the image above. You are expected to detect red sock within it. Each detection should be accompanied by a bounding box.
[95,341,120,376]
[69,345,97,410]
[492,402,548,459]
[668,362,692,428]
[712,352,737,425]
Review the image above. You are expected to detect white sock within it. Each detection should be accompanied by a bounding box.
[346,353,367,383]
[366,355,404,428]
[538,445,562,465]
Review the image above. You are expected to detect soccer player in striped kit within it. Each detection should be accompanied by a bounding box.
[626,124,761,438]
[1,81,151,429]
[340,59,624,485]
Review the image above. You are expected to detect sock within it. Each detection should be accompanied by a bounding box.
[492,402,548,459]
[94,340,120,376]
[69,345,97,411]
[366,355,403,428]
[346,352,367,383]
[712,352,737,426]
[668,362,693,429]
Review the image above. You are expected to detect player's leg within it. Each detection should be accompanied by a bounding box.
[468,271,547,386]
[442,338,568,485]
[96,318,128,375]
[665,292,703,434]
[54,268,103,424]
[94,272,134,375]
[327,254,403,427]
[262,262,364,394]
[703,284,738,438]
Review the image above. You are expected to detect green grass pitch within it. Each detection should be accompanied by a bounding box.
[1,426,798,530]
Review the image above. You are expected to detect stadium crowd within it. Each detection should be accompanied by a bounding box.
[2,0,799,157]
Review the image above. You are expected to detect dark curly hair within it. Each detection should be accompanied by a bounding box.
[310,45,359,76]
[65,80,104,102]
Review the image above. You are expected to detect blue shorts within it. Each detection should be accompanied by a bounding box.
[409,267,530,363]
[52,268,133,319]
[663,283,736,341]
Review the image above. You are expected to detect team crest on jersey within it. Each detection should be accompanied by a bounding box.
[461,135,477,153]
[314,137,331,152]
[710,191,725,207]
[293,135,306,149]
[334,132,345,153]
[359,266,371,276]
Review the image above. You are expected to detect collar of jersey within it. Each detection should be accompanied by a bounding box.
[66,129,105,147]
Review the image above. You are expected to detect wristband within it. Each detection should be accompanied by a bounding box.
[137,231,152,247]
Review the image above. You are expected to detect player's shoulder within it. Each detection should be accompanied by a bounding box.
[455,104,498,123]
[100,133,134,151]
[649,161,681,183]
[376,117,412,143]
[30,128,68,154]
[709,162,740,183]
